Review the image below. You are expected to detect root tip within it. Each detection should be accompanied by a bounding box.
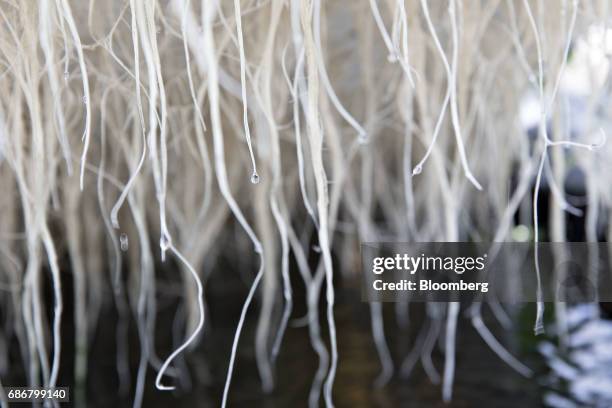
[534,324,545,336]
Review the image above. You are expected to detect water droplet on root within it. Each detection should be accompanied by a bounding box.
[160,235,171,251]
[250,172,260,184]
[63,71,69,81]
[82,96,88,104]
[120,233,128,251]
[412,165,422,175]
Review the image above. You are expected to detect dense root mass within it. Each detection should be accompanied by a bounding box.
[0,0,610,406]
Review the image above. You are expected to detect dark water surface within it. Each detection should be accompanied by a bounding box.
[130,291,541,406]
[6,268,543,407]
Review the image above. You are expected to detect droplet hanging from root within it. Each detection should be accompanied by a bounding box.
[250,172,260,184]
[120,233,128,252]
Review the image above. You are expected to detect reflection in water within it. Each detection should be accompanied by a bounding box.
[130,292,541,407]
